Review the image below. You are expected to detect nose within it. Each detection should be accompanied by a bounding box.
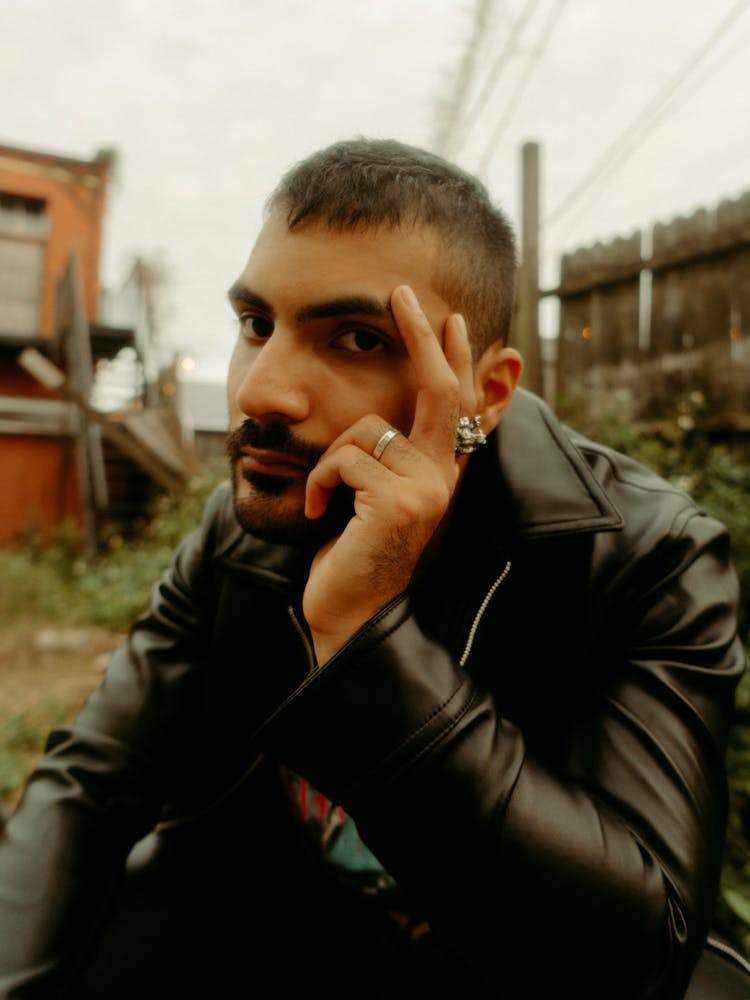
[230,330,312,424]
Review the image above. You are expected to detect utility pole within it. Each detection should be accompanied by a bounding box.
[516,140,544,398]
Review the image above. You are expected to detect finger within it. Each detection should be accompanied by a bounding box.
[304,445,348,520]
[444,312,478,417]
[305,438,397,519]
[314,416,403,468]
[390,286,462,457]
[305,417,391,519]
[390,285,460,402]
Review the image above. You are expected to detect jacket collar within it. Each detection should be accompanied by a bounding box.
[469,388,623,541]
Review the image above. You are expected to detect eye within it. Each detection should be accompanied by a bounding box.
[332,328,387,354]
[239,313,274,340]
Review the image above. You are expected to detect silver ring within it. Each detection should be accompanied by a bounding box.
[372,427,399,461]
[455,415,487,455]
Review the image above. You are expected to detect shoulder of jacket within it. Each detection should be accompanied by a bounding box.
[498,391,707,540]
[567,430,701,517]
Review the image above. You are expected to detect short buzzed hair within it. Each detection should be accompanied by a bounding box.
[266,138,517,355]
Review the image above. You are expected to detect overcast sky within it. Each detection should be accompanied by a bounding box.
[3,0,749,380]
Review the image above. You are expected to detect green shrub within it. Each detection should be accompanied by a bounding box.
[0,462,227,630]
[565,393,750,955]
[718,666,750,955]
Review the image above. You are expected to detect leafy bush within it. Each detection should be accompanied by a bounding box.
[718,667,750,955]
[564,392,750,955]
[0,461,227,629]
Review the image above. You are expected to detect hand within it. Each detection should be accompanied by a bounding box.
[302,284,476,664]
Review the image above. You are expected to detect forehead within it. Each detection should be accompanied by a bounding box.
[237,212,445,305]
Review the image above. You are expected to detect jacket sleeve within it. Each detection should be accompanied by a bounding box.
[0,486,224,997]
[257,506,745,999]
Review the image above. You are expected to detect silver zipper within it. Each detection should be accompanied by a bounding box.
[288,603,317,673]
[705,934,750,975]
[459,560,512,667]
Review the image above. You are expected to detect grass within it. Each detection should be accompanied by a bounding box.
[0,703,68,803]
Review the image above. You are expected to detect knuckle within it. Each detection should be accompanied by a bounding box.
[393,479,450,523]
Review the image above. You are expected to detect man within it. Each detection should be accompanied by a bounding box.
[0,138,745,998]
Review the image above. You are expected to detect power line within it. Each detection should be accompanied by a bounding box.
[477,0,568,175]
[433,0,497,155]
[635,23,750,145]
[550,21,750,244]
[444,0,540,159]
[546,0,750,227]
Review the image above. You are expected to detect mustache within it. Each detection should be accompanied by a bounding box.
[225,419,325,467]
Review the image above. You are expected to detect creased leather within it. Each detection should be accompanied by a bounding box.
[0,390,744,999]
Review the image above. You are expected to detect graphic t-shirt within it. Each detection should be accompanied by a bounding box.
[281,767,432,940]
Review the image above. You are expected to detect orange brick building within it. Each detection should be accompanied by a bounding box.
[0,142,113,542]
[0,142,112,340]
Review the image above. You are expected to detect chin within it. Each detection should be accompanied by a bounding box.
[231,466,354,547]
[233,494,322,546]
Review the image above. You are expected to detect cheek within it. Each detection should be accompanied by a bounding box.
[310,382,411,439]
[370,386,419,435]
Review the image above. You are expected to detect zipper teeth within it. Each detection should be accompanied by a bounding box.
[706,934,750,975]
[288,604,317,673]
[459,560,512,667]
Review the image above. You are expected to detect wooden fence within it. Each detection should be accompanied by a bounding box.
[554,189,750,429]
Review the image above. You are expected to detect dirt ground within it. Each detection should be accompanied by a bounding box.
[0,622,124,721]
[0,622,125,808]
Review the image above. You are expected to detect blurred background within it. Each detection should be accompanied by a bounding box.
[3,0,749,369]
[1,0,749,958]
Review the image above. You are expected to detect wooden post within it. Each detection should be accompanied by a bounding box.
[55,250,107,554]
[516,141,544,398]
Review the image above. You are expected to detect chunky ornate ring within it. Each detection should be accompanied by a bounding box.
[455,415,487,455]
[372,427,399,461]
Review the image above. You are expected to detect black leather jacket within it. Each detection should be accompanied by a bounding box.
[0,390,744,998]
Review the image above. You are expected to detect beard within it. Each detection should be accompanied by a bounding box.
[226,419,355,547]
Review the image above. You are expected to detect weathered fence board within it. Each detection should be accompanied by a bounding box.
[555,190,750,427]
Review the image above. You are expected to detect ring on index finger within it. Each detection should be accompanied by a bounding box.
[372,428,399,461]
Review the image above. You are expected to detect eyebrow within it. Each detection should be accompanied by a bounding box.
[296,295,394,325]
[227,283,394,326]
[227,283,273,315]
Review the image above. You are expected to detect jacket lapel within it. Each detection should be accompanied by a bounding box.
[491,389,624,539]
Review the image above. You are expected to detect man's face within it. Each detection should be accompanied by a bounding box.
[226,212,454,544]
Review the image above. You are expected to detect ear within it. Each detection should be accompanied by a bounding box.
[473,345,523,435]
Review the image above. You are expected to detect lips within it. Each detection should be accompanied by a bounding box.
[239,447,312,477]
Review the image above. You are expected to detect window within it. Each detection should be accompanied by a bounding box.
[0,193,48,337]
